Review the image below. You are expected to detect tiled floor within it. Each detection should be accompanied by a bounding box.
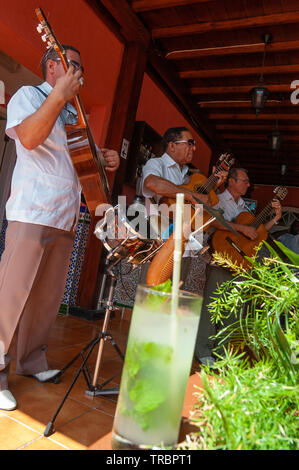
[0,309,132,450]
[1,308,202,450]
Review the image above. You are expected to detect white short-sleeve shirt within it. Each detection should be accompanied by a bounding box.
[213,188,247,222]
[5,81,81,231]
[141,152,189,200]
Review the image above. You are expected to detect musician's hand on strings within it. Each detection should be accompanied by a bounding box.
[101,148,120,172]
[212,166,228,189]
[271,198,282,221]
[238,225,258,240]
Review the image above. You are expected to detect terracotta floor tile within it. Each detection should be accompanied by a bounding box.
[21,436,70,450]
[55,408,114,448]
[7,386,96,435]
[0,414,41,450]
[40,369,118,410]
[0,312,131,450]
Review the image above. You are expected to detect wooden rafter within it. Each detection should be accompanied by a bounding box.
[131,0,212,12]
[166,40,299,60]
[221,134,299,141]
[152,11,299,38]
[198,101,287,108]
[216,124,299,130]
[191,84,292,95]
[208,114,299,120]
[180,64,299,79]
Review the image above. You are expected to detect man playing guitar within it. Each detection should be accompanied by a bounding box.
[194,167,282,367]
[0,45,120,411]
[142,126,228,279]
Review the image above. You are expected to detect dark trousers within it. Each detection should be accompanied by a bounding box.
[194,264,233,359]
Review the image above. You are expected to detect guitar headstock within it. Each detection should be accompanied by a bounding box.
[216,153,235,172]
[35,8,66,63]
[273,186,288,201]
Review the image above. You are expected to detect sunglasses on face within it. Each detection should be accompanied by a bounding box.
[173,139,196,147]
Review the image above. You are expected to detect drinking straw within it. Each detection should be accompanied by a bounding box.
[171,193,184,318]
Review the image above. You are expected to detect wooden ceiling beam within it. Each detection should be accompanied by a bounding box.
[152,11,299,38]
[180,64,299,79]
[216,124,299,131]
[229,140,299,147]
[166,40,299,60]
[147,48,221,146]
[191,84,291,95]
[131,0,212,12]
[190,83,292,95]
[222,133,299,141]
[209,114,299,120]
[198,100,289,108]
[99,0,150,45]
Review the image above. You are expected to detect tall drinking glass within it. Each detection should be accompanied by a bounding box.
[111,284,202,450]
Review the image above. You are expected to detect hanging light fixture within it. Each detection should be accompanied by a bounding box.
[268,97,283,151]
[250,33,272,117]
[269,129,283,151]
[280,160,288,176]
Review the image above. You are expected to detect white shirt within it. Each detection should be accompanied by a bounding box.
[213,188,247,222]
[141,152,203,256]
[5,82,81,231]
[142,152,189,200]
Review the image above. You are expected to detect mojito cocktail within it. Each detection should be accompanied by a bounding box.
[111,284,202,449]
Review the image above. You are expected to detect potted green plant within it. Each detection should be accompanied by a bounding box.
[180,240,299,450]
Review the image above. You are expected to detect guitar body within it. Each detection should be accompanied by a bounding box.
[146,233,187,285]
[211,211,268,270]
[66,126,109,214]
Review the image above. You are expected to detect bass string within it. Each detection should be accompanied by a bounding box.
[251,203,275,229]
[197,161,224,194]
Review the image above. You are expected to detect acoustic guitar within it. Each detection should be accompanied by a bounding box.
[211,186,288,270]
[35,8,111,215]
[162,153,234,204]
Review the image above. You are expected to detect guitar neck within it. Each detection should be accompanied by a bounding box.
[196,156,233,194]
[197,173,218,194]
[251,204,272,229]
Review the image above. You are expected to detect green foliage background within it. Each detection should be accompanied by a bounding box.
[181,241,299,450]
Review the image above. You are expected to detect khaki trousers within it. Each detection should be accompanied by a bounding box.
[0,221,75,390]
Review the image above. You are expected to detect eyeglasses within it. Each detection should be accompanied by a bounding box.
[235,178,250,184]
[54,58,84,73]
[173,139,196,147]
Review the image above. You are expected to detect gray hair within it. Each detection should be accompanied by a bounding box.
[225,167,248,188]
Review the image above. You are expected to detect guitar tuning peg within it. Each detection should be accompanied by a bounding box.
[36,24,43,33]
[41,34,48,42]
[47,41,52,49]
